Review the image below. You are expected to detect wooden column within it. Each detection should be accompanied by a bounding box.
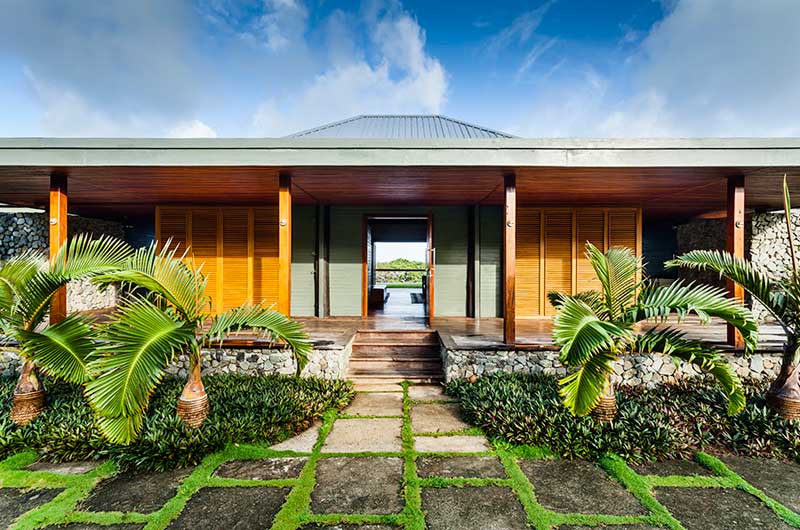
[278,172,292,315]
[727,174,745,348]
[503,173,516,345]
[49,172,68,324]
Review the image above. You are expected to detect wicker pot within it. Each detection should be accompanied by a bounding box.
[591,391,618,423]
[766,392,800,421]
[176,394,209,428]
[10,389,45,425]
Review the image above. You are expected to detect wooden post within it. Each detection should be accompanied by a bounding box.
[503,173,516,345]
[49,172,68,324]
[727,174,745,348]
[278,172,292,315]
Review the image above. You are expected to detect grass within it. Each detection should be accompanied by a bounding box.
[1,381,799,529]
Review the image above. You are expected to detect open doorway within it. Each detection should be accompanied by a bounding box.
[362,215,433,323]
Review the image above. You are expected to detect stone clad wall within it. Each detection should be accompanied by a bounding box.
[0,212,125,310]
[442,347,782,386]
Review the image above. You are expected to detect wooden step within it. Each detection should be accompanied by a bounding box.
[349,375,444,384]
[351,343,440,355]
[355,330,439,343]
[350,353,440,362]
[349,359,442,371]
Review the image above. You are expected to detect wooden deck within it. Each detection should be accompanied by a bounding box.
[289,316,787,353]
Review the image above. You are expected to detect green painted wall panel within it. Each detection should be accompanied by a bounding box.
[432,206,468,316]
[329,207,365,316]
[291,206,316,316]
[480,205,502,317]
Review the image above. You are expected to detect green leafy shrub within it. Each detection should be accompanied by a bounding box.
[447,373,800,463]
[0,373,353,470]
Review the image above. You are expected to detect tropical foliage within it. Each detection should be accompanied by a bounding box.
[550,242,758,417]
[667,176,800,418]
[84,243,313,445]
[446,373,800,463]
[0,235,131,413]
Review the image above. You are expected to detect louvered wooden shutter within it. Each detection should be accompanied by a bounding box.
[608,209,638,250]
[544,210,573,316]
[157,208,188,253]
[516,208,541,316]
[222,209,249,311]
[190,208,220,313]
[253,206,279,308]
[576,209,605,293]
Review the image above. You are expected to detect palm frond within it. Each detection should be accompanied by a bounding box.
[633,280,759,352]
[50,233,132,279]
[85,297,196,444]
[666,250,786,322]
[16,313,97,384]
[586,242,640,319]
[558,348,618,416]
[94,243,209,322]
[0,250,45,314]
[553,296,629,366]
[205,304,312,373]
[633,327,746,415]
[548,290,605,315]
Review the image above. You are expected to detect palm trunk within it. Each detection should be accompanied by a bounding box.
[11,360,45,425]
[766,340,800,421]
[591,381,618,423]
[176,353,209,428]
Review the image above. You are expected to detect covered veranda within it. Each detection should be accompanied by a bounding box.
[1,137,799,349]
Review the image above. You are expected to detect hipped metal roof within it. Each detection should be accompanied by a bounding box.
[287,115,515,139]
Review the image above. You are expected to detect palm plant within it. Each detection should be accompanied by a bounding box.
[550,242,758,421]
[85,243,313,445]
[0,235,132,424]
[667,176,800,420]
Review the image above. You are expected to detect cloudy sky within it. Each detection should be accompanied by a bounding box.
[0,0,797,138]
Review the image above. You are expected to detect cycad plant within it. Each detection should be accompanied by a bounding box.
[551,242,758,421]
[85,243,313,444]
[667,176,800,420]
[0,235,132,424]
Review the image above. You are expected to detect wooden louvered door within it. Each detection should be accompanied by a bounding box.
[516,208,542,317]
[514,207,641,317]
[156,206,279,315]
[576,209,606,293]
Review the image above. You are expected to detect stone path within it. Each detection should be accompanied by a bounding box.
[1,383,799,529]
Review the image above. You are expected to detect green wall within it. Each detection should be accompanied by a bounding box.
[326,206,471,317]
[291,205,316,316]
[479,205,502,318]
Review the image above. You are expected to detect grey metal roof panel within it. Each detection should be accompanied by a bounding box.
[286,115,515,139]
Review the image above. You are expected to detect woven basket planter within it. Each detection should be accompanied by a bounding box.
[11,389,45,425]
[591,393,618,423]
[766,392,800,421]
[176,394,209,428]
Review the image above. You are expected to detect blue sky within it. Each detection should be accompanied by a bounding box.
[0,0,798,138]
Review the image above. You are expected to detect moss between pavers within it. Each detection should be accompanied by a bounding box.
[3,385,800,530]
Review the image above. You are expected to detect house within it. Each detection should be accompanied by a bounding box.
[0,115,798,383]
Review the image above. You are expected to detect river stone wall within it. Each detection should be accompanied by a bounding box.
[0,212,125,310]
[442,347,782,386]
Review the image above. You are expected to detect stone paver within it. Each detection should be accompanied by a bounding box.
[558,526,662,530]
[352,383,404,392]
[519,460,647,516]
[411,403,470,433]
[417,456,506,478]
[26,461,100,475]
[345,392,403,416]
[720,456,800,514]
[408,385,453,401]
[82,467,193,514]
[312,457,404,514]
[166,487,288,530]
[656,487,793,529]
[422,486,528,530]
[270,421,321,452]
[0,488,63,529]
[322,418,403,453]
[631,459,712,477]
[301,525,398,530]
[214,457,307,480]
[414,435,490,453]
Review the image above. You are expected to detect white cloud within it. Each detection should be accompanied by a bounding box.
[512,0,800,137]
[516,38,557,81]
[487,1,555,55]
[251,1,447,136]
[168,120,218,138]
